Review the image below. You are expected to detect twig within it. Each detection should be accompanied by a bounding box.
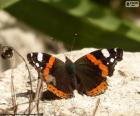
[0,44,18,114]
[92,98,100,116]
[8,97,43,110]
[10,54,17,114]
[25,72,43,115]
[0,45,33,115]
[36,72,43,115]
[12,47,33,91]
[11,47,33,114]
[4,46,43,115]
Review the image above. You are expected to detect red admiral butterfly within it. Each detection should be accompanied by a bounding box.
[27,48,123,99]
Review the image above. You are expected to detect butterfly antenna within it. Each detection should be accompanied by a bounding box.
[68,33,78,60]
[70,33,78,52]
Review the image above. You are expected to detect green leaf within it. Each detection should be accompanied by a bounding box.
[0,0,20,9]
[4,0,140,51]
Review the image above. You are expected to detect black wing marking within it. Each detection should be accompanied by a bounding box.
[90,48,123,76]
[27,53,53,72]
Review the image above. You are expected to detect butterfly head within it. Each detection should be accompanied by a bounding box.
[65,56,76,75]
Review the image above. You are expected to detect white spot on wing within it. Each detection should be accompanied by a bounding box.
[36,63,40,67]
[30,53,33,57]
[37,53,43,62]
[110,58,114,62]
[101,49,110,58]
[114,48,117,52]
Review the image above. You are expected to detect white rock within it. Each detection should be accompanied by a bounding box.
[0,48,140,116]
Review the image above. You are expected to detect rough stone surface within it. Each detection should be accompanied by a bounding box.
[0,48,140,116]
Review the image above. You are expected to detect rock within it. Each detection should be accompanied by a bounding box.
[0,11,66,72]
[0,48,140,116]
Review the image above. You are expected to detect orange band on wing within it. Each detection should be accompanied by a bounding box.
[47,84,71,99]
[43,56,55,81]
[86,81,108,96]
[86,54,108,77]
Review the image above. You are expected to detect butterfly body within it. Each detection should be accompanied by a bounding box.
[27,48,123,99]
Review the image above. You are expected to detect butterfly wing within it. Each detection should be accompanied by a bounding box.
[75,48,123,96]
[27,53,74,99]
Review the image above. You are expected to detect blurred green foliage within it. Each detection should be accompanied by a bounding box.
[1,0,140,51]
[0,0,19,9]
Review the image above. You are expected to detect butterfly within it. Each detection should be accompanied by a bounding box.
[27,48,123,100]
